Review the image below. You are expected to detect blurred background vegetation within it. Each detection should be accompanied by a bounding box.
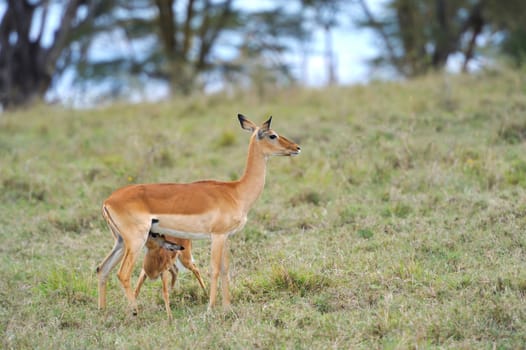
[0,0,525,110]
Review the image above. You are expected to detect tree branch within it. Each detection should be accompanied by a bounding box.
[45,0,82,74]
[357,0,403,74]
[197,0,233,70]
[155,0,177,58]
[197,0,212,68]
[35,0,49,45]
[182,0,195,56]
[461,2,484,72]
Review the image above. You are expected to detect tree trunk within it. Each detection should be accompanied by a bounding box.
[324,24,336,86]
[0,0,90,109]
[0,1,51,108]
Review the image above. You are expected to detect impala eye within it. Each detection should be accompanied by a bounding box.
[269,134,277,140]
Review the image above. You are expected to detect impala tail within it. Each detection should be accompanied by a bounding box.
[97,205,124,274]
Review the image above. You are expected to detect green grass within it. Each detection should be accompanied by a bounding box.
[2,68,526,348]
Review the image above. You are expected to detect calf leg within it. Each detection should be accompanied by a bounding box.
[134,269,148,298]
[161,271,173,321]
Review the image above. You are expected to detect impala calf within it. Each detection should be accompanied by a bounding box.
[134,232,183,320]
[134,231,206,319]
[97,114,300,315]
[136,228,207,295]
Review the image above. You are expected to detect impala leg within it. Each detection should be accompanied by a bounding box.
[178,248,206,293]
[117,239,144,316]
[161,271,173,321]
[169,265,178,291]
[221,239,231,308]
[97,238,124,310]
[189,263,206,294]
[209,234,227,310]
[134,269,147,298]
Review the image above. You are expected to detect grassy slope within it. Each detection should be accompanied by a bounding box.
[1,69,526,349]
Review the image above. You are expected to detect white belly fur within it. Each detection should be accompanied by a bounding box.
[150,221,211,240]
[151,212,248,239]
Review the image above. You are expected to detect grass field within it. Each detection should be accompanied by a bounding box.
[1,68,526,349]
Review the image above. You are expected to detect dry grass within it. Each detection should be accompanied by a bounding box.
[1,68,526,348]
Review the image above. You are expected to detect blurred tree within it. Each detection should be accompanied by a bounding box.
[223,6,308,95]
[73,0,309,98]
[0,0,106,109]
[357,0,526,76]
[484,0,526,67]
[0,0,310,108]
[301,0,342,85]
[152,0,238,93]
[502,29,526,67]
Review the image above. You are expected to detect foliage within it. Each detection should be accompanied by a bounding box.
[0,0,108,108]
[1,70,526,348]
[357,0,526,76]
[2,1,526,108]
[0,0,312,108]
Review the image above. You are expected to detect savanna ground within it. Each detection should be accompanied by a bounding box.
[1,69,526,349]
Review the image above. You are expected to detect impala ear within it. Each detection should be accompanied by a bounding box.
[238,113,257,133]
[162,241,184,251]
[257,116,272,139]
[261,116,272,131]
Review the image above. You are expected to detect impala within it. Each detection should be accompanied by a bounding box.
[134,230,207,319]
[97,114,301,314]
[134,232,193,320]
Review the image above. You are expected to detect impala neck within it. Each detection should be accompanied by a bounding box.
[237,134,267,212]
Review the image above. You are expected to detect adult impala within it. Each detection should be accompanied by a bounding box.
[97,114,301,314]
